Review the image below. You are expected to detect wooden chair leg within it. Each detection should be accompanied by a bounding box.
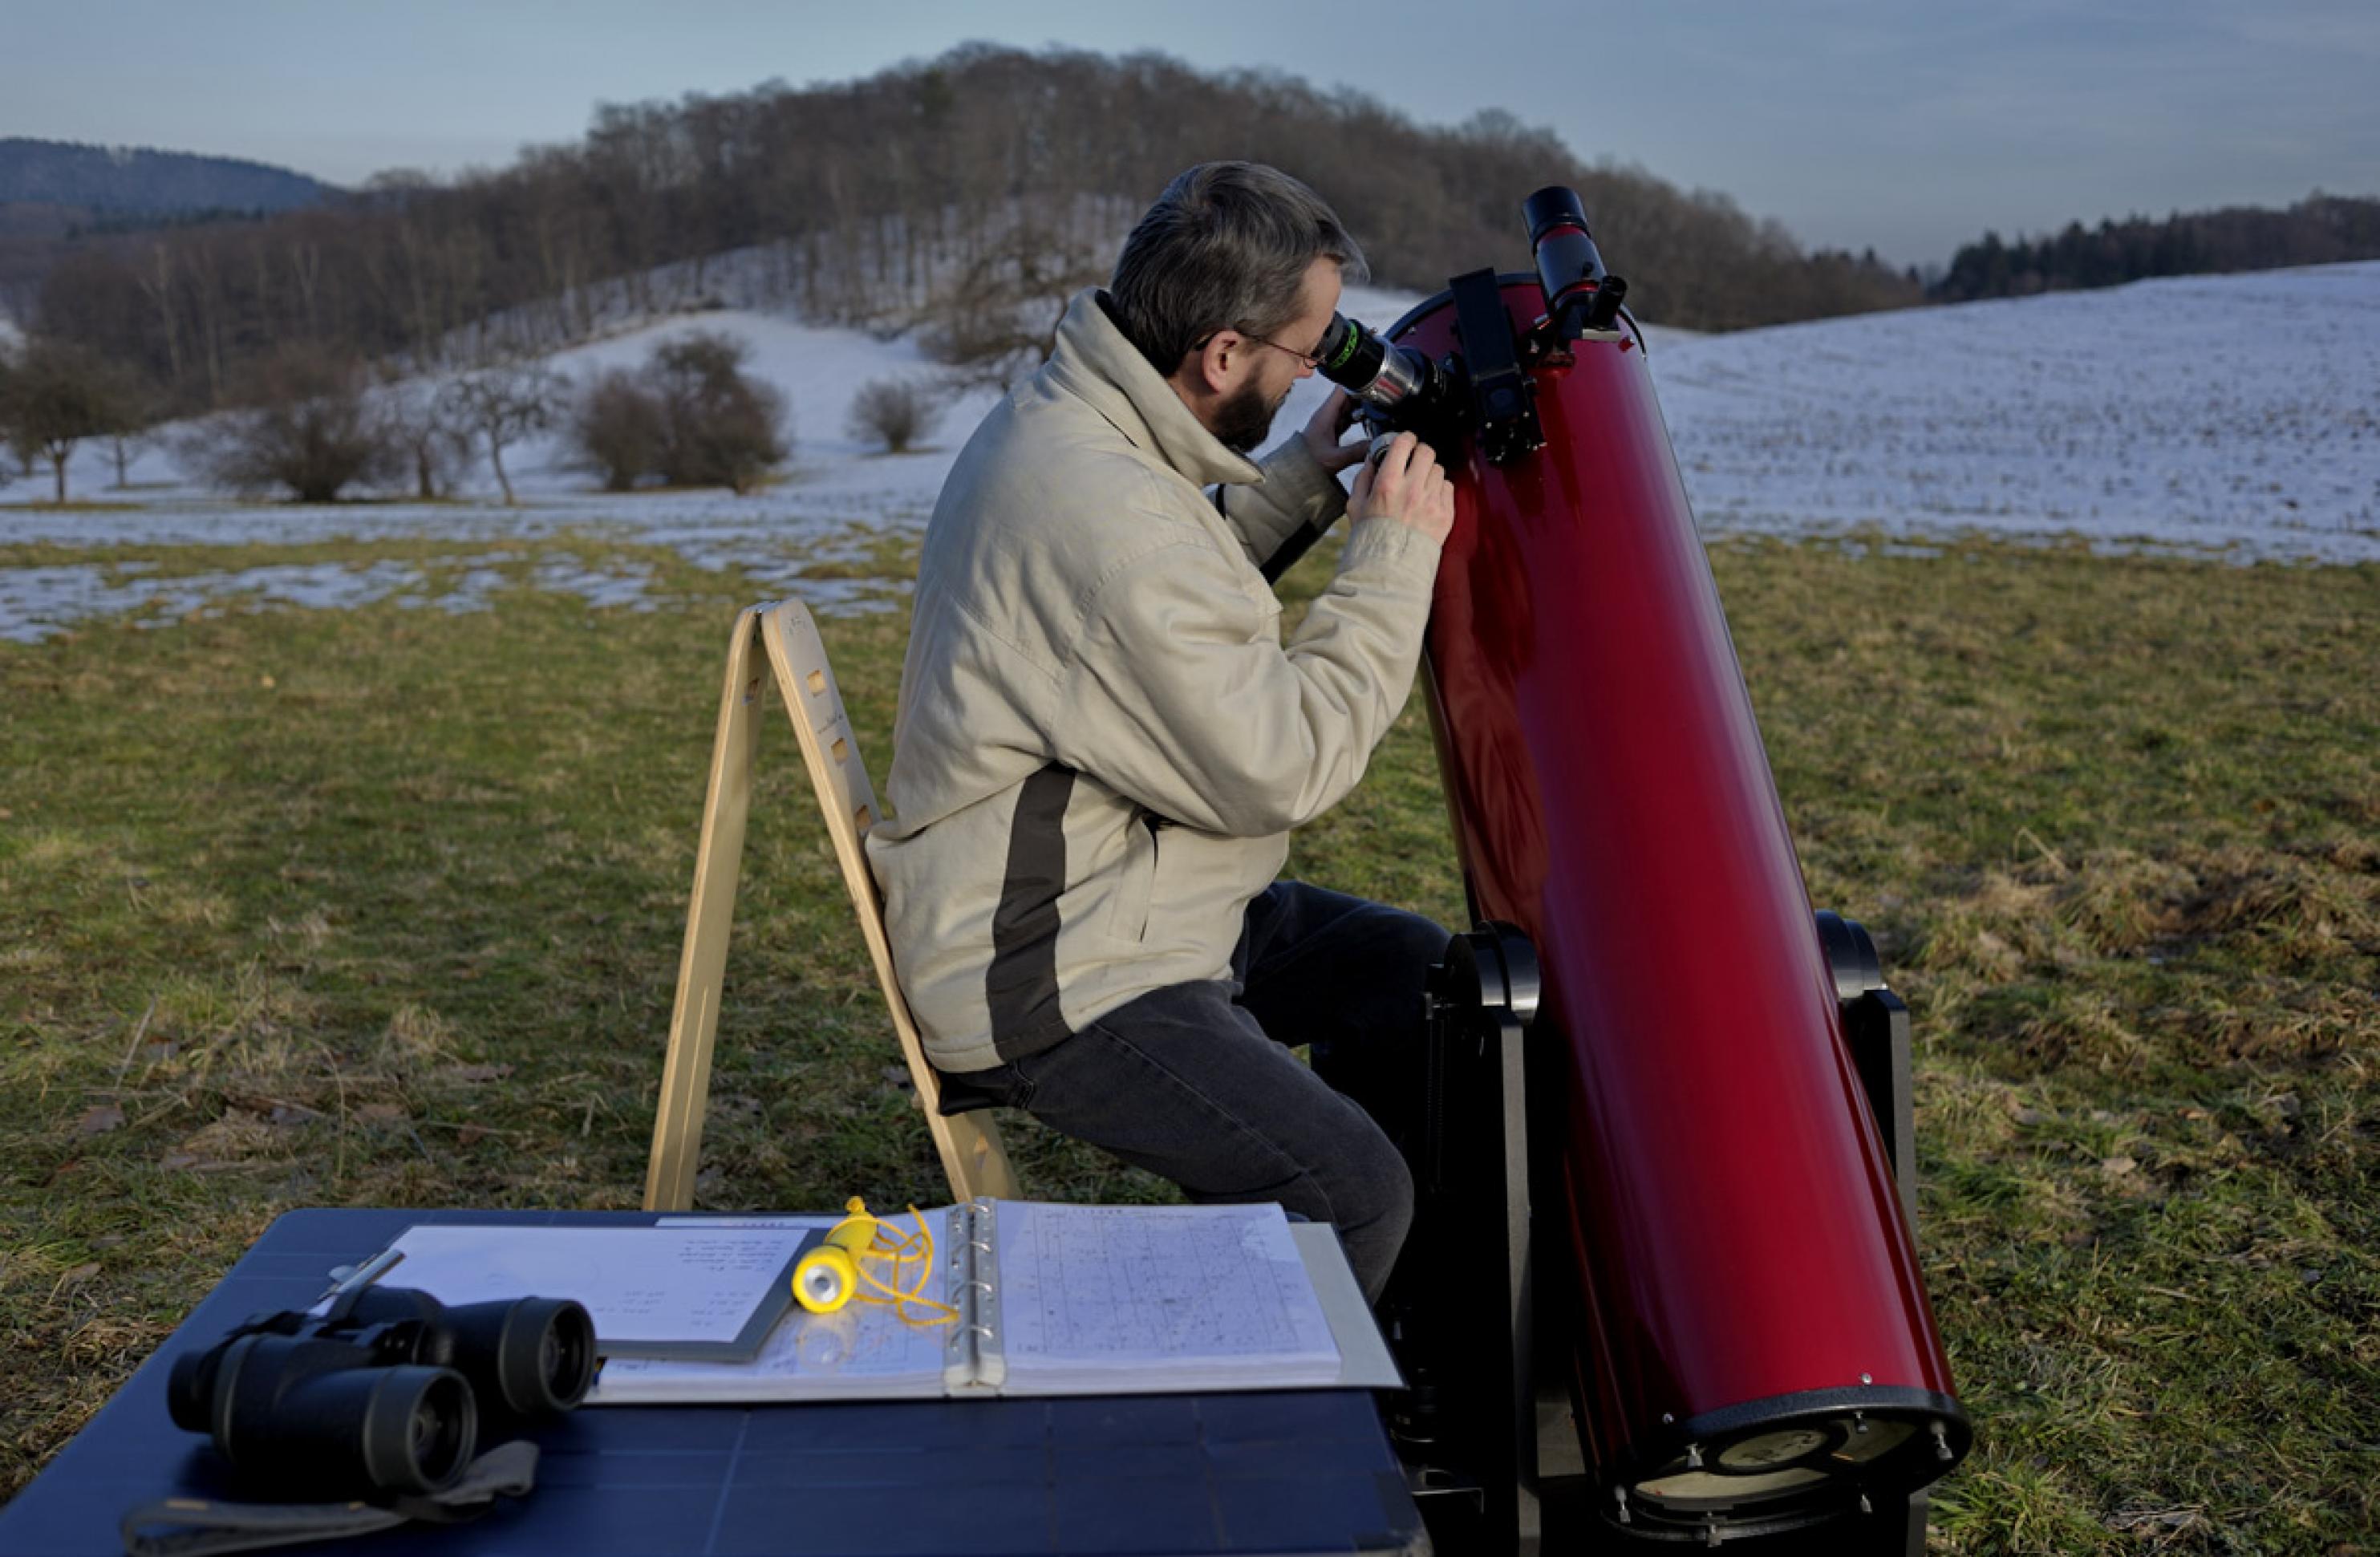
[643,609,765,1211]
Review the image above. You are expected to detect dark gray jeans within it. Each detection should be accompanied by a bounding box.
[939,881,1448,1303]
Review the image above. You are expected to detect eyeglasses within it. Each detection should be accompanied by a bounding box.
[1194,330,1324,371]
[1238,331,1324,371]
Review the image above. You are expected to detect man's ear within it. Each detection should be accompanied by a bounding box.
[1188,331,1239,396]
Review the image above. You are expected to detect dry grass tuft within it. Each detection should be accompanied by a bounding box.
[377,1002,457,1071]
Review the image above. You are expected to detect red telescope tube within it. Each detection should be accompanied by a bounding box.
[1396,276,1968,1532]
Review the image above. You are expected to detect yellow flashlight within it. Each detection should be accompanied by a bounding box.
[793,1197,880,1314]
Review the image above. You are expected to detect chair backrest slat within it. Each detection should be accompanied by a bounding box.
[759,601,1019,1203]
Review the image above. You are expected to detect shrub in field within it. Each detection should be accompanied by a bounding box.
[846,375,941,453]
[647,332,787,493]
[570,334,787,494]
[187,347,399,502]
[570,368,668,492]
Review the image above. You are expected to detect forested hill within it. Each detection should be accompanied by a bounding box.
[1931,193,2380,302]
[26,47,1920,415]
[0,139,334,217]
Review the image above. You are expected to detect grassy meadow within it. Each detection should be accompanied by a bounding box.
[2,525,2375,1554]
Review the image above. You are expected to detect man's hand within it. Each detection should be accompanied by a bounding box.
[1348,431,1455,545]
[1299,389,1368,476]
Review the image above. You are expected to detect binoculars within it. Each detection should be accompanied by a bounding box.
[166,1286,596,1499]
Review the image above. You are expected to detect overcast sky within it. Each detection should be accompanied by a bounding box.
[5,0,2374,268]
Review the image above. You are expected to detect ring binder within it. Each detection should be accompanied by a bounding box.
[589,1200,1392,1405]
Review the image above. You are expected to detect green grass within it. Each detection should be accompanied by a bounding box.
[3,530,2376,1554]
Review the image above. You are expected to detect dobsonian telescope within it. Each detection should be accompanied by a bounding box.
[1293,189,1972,1553]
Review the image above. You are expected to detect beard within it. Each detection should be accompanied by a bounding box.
[1214,378,1292,454]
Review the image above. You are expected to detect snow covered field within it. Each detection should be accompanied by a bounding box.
[1654,262,2380,562]
[3,266,2374,643]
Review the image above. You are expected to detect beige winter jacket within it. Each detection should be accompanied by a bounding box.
[866,288,1442,1075]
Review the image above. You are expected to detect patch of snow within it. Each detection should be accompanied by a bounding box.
[532,557,652,610]
[1,560,427,643]
[0,553,671,643]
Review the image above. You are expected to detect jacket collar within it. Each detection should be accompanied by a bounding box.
[1043,288,1266,489]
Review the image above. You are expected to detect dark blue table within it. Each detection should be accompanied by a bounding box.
[0,1209,1427,1557]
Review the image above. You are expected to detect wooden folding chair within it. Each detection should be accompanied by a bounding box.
[643,599,1020,1211]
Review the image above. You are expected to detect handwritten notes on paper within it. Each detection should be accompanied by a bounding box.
[993,1202,1340,1387]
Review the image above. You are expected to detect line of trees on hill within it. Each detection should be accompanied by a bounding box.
[1930,193,2380,302]
[22,45,1922,426]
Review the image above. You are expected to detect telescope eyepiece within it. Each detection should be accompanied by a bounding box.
[1314,314,1435,413]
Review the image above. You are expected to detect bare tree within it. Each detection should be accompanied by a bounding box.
[0,343,30,480]
[846,374,942,453]
[381,375,473,499]
[918,212,1108,387]
[88,362,167,489]
[0,337,123,503]
[441,359,565,504]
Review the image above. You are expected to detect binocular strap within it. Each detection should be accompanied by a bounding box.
[119,1441,540,1557]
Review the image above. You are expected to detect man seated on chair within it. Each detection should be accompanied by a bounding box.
[865,161,1454,1304]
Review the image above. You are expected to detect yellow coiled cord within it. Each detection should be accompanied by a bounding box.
[791,1197,957,1326]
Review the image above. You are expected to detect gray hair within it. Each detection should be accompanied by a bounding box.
[1108,162,1368,375]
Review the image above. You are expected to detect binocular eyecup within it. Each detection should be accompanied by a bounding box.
[344,1286,597,1420]
[166,1287,594,1500]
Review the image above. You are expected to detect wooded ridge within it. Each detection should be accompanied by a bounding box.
[18,47,1921,416]
[0,138,334,217]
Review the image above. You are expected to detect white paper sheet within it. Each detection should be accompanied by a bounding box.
[378,1223,813,1348]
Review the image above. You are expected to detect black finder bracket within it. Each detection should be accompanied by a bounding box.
[1448,268,1544,467]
